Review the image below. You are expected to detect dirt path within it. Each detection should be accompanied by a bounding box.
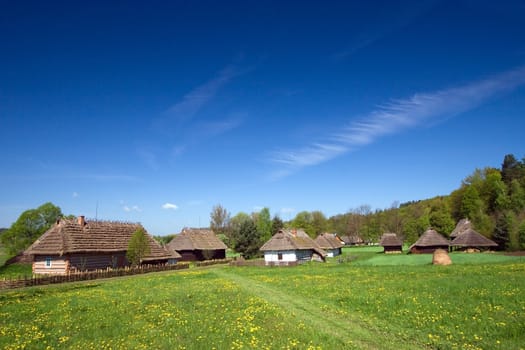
[212,269,423,350]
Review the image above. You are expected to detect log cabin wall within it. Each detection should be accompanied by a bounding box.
[69,252,128,271]
[33,255,69,275]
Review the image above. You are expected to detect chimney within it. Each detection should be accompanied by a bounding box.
[78,215,86,226]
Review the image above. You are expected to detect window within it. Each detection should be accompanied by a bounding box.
[277,253,283,261]
[45,257,52,268]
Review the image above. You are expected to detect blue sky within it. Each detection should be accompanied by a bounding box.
[1,1,525,235]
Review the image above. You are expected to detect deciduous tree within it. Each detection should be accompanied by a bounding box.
[126,228,151,266]
[1,202,63,255]
[256,207,272,243]
[232,219,260,259]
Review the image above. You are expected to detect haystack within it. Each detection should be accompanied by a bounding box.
[432,248,452,265]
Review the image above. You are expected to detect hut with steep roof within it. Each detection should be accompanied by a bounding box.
[314,233,344,257]
[409,228,449,254]
[379,233,403,254]
[166,228,228,261]
[260,229,327,265]
[450,228,498,252]
[449,218,472,239]
[26,216,179,275]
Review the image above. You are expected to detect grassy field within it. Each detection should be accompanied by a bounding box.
[1,249,524,349]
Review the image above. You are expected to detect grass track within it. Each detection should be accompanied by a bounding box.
[212,268,424,350]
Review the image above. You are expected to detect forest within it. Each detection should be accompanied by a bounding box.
[212,153,525,256]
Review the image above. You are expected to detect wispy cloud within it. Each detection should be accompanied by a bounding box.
[162,202,179,210]
[333,1,435,61]
[270,65,525,177]
[72,192,79,198]
[123,205,142,212]
[142,64,249,168]
[198,117,244,137]
[153,65,243,133]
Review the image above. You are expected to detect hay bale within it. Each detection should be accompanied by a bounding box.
[432,249,452,265]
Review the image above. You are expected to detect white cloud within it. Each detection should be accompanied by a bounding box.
[123,205,142,212]
[270,65,525,176]
[72,192,79,198]
[162,203,179,210]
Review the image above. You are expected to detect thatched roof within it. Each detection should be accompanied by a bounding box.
[340,234,364,245]
[167,228,227,251]
[26,217,179,261]
[315,233,344,250]
[260,229,327,257]
[379,233,402,247]
[451,228,498,247]
[450,218,472,238]
[410,229,449,249]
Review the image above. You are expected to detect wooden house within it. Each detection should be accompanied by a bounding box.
[409,228,449,254]
[260,229,327,265]
[166,228,227,261]
[314,233,344,257]
[26,216,179,275]
[379,233,403,254]
[340,234,364,246]
[450,228,498,252]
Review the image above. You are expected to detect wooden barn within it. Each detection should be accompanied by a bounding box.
[340,234,364,246]
[166,228,227,261]
[450,228,498,252]
[260,229,327,265]
[409,228,449,254]
[26,216,179,275]
[449,218,472,240]
[314,233,344,257]
[379,233,403,254]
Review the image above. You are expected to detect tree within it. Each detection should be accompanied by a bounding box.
[1,202,63,255]
[291,211,315,237]
[232,219,260,259]
[229,212,251,247]
[271,215,284,235]
[482,170,509,213]
[311,210,328,236]
[509,179,525,211]
[210,204,231,241]
[256,207,272,243]
[501,154,524,185]
[460,185,484,223]
[429,199,455,236]
[126,228,151,266]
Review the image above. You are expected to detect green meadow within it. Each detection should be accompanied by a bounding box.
[1,248,524,350]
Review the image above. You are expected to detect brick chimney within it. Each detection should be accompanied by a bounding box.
[78,215,86,226]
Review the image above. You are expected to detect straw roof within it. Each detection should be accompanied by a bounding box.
[340,234,364,245]
[451,228,498,247]
[410,229,449,249]
[379,233,402,247]
[26,217,179,261]
[450,218,472,238]
[260,229,327,257]
[167,228,227,251]
[315,233,344,250]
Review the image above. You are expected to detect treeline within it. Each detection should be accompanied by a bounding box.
[213,154,525,252]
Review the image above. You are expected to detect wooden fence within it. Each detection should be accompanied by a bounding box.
[194,258,233,267]
[0,263,190,290]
